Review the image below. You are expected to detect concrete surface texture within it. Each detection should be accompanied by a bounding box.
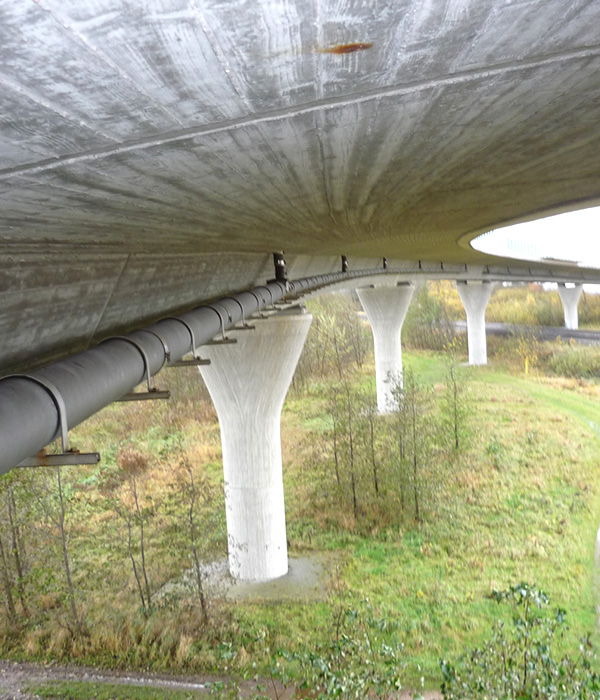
[1,1,600,374]
[456,281,494,365]
[199,308,312,581]
[558,283,584,330]
[357,284,415,412]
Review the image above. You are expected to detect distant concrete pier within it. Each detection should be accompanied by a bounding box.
[457,281,494,365]
[357,284,415,412]
[558,283,583,330]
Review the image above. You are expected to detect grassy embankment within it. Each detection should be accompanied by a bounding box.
[5,353,600,685]
[3,286,600,692]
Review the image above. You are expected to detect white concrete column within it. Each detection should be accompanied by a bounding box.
[558,283,583,330]
[199,308,312,581]
[456,281,494,365]
[356,284,415,413]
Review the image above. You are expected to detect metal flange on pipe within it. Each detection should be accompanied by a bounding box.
[0,268,389,476]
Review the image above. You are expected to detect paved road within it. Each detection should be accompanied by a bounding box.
[454,321,600,345]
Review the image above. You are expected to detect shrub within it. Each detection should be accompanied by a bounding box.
[548,344,600,379]
[293,599,404,699]
[440,583,600,700]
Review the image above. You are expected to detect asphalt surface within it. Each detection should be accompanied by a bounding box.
[454,321,600,345]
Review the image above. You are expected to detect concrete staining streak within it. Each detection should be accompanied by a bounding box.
[0,72,118,146]
[199,309,312,581]
[35,0,186,129]
[1,43,599,182]
[2,0,600,375]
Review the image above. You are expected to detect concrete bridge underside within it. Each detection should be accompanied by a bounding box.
[3,1,600,580]
[1,0,600,377]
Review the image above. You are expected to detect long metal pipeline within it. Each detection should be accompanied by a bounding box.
[0,268,386,476]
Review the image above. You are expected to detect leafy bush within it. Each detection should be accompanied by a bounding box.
[440,583,600,700]
[271,599,404,700]
[209,599,405,700]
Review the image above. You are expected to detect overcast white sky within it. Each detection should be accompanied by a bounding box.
[473,205,600,267]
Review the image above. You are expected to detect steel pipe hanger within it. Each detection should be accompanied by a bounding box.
[1,254,597,477]
[0,266,389,476]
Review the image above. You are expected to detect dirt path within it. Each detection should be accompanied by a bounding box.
[0,660,442,699]
[0,661,214,700]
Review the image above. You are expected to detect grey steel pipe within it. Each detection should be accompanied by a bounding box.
[0,269,382,475]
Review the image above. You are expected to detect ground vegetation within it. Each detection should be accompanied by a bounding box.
[1,288,600,692]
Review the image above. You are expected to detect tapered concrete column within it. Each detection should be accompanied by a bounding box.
[199,308,312,581]
[456,281,494,365]
[558,283,583,330]
[356,284,415,413]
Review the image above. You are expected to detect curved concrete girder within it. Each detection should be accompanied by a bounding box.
[456,281,495,365]
[3,0,600,378]
[356,284,415,413]
[199,308,312,581]
[557,283,583,330]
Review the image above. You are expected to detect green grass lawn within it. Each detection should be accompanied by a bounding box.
[239,352,600,685]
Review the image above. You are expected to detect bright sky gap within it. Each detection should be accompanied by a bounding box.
[472,205,600,268]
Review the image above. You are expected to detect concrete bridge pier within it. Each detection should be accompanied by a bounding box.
[356,283,415,413]
[557,283,583,330]
[456,281,494,365]
[199,307,312,581]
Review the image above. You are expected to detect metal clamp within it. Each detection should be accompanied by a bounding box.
[101,336,170,401]
[5,374,100,468]
[163,317,211,367]
[104,336,153,392]
[222,297,255,330]
[247,290,266,316]
[254,285,275,309]
[200,305,237,345]
[138,329,170,368]
[212,302,233,324]
[247,290,276,318]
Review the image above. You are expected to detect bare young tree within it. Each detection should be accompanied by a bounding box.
[6,483,28,615]
[344,383,358,520]
[389,371,442,523]
[358,393,380,497]
[176,456,212,623]
[32,468,84,635]
[0,475,29,621]
[326,380,364,520]
[0,529,17,625]
[441,341,472,452]
[115,448,153,618]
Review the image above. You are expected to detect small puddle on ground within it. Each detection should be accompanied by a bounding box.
[157,553,338,604]
[227,554,332,601]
